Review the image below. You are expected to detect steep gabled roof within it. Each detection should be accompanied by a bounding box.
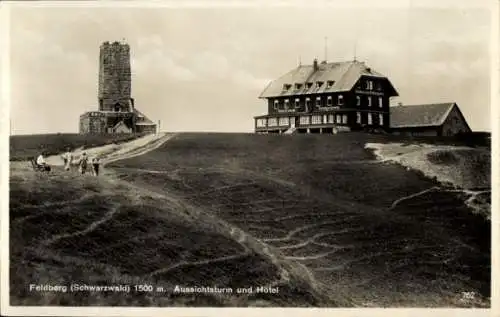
[259,60,398,98]
[113,120,132,132]
[390,102,457,128]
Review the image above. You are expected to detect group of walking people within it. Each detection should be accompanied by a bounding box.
[35,148,101,176]
[61,149,101,176]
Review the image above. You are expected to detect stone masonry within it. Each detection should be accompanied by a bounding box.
[79,41,157,134]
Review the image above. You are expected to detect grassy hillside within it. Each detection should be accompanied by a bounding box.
[10,133,146,161]
[10,132,490,307]
[10,165,327,307]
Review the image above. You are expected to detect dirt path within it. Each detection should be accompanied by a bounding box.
[42,133,177,168]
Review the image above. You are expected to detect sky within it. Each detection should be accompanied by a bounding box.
[6,1,493,134]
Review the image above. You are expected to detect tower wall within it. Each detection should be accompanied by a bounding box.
[79,40,156,135]
[98,41,133,112]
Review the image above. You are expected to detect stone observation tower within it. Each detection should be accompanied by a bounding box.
[98,41,134,112]
[79,40,157,134]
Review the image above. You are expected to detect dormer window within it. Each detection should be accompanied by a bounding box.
[327,80,335,88]
[327,96,333,106]
[306,82,313,89]
[282,84,292,91]
[316,96,321,107]
[316,81,324,88]
[366,80,373,90]
[338,95,344,105]
[295,83,302,90]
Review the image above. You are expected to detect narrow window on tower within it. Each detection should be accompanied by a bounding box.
[368,96,372,107]
[368,113,373,125]
[356,112,361,124]
[379,114,384,125]
[378,97,383,108]
[356,96,361,106]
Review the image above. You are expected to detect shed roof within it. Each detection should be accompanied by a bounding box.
[390,102,456,128]
[133,108,156,125]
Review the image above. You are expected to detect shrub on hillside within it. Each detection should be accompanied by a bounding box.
[427,150,460,165]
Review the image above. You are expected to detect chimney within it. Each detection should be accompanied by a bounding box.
[313,58,319,71]
[398,102,403,107]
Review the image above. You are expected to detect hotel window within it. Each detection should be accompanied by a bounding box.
[379,114,384,125]
[356,112,361,124]
[375,82,382,91]
[305,98,311,110]
[311,115,322,124]
[342,114,348,124]
[284,99,290,109]
[327,80,335,88]
[279,117,289,126]
[256,119,267,127]
[316,96,322,107]
[336,114,342,124]
[338,95,344,105]
[327,96,333,106]
[356,96,361,106]
[300,116,310,125]
[273,100,279,110]
[328,114,334,123]
[295,98,300,108]
[368,113,373,125]
[268,118,277,127]
[368,96,372,107]
[378,97,383,108]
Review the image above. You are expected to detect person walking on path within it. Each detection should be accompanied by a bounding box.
[91,157,101,176]
[78,152,89,175]
[61,147,73,171]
